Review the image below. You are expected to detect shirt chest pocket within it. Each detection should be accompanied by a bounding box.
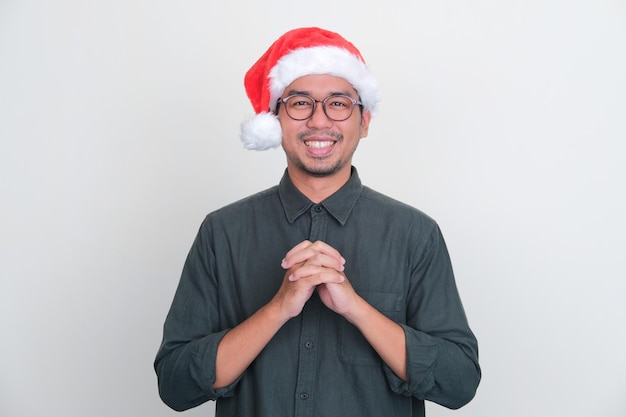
[338,291,403,366]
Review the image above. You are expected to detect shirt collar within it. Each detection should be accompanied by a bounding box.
[278,166,363,225]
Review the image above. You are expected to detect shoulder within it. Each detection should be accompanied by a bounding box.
[359,186,438,227]
[358,187,451,265]
[200,185,280,227]
[216,185,279,213]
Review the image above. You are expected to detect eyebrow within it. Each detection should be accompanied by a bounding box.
[286,89,357,98]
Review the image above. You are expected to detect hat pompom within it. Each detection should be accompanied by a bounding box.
[240,112,283,150]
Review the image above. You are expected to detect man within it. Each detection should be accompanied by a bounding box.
[155,27,480,416]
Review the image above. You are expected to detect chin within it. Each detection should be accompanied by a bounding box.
[300,162,343,178]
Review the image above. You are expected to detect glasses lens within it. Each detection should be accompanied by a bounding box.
[323,96,354,121]
[283,95,356,121]
[285,95,315,120]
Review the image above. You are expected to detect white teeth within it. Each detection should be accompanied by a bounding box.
[305,141,334,148]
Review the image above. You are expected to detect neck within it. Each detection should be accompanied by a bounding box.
[287,165,352,203]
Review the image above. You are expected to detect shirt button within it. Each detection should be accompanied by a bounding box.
[304,340,313,349]
[314,205,322,213]
[299,392,309,400]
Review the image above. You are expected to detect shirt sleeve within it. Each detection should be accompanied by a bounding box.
[385,222,481,409]
[154,216,240,411]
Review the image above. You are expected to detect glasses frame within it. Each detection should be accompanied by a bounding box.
[277,94,363,122]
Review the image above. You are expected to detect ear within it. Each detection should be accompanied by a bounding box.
[359,110,372,138]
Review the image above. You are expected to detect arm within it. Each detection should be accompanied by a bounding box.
[154,220,225,410]
[155,236,347,407]
[398,225,481,409]
[212,300,286,388]
[283,233,481,409]
[283,241,408,381]
[337,290,407,381]
[213,240,347,388]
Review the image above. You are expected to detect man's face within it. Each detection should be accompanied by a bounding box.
[277,74,371,179]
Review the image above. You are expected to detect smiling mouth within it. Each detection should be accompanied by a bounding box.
[305,140,334,148]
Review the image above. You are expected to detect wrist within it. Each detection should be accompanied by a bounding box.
[341,293,368,325]
[265,295,296,325]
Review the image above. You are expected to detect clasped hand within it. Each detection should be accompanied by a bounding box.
[274,240,360,320]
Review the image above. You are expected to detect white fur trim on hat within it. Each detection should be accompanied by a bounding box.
[268,46,379,114]
[240,112,283,150]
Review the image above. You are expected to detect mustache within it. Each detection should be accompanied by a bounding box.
[297,131,343,141]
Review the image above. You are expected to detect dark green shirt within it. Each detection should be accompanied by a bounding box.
[155,167,480,416]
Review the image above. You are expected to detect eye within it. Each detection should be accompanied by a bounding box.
[288,96,313,107]
[327,96,351,108]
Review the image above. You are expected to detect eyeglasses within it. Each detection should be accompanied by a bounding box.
[277,94,363,122]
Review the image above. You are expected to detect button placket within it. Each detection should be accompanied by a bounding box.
[293,204,327,417]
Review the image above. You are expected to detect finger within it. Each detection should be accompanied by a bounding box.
[285,251,345,273]
[282,240,345,269]
[288,265,346,284]
[309,240,345,264]
[283,240,312,259]
[280,240,312,268]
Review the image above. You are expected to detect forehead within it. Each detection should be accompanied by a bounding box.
[283,74,358,96]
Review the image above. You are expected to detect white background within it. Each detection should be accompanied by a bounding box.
[1,1,625,416]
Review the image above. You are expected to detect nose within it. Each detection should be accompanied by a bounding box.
[306,101,333,129]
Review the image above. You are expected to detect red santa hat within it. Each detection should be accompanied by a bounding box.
[240,27,379,151]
